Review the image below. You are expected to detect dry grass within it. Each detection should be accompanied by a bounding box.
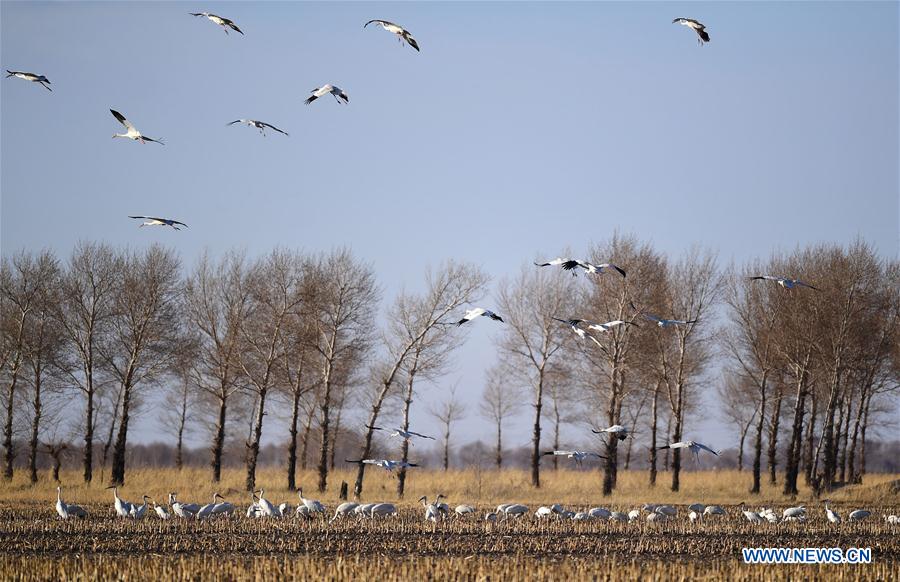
[1,468,897,580]
[3,467,897,509]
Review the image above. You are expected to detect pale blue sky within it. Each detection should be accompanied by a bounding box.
[2,2,897,455]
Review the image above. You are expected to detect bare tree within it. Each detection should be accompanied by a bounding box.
[311,249,379,493]
[394,265,487,496]
[1,252,60,479]
[184,251,251,482]
[497,262,576,488]
[160,363,199,471]
[429,385,467,470]
[580,236,665,495]
[724,260,783,494]
[23,257,64,483]
[55,242,119,483]
[717,371,759,471]
[1,251,61,480]
[278,267,320,490]
[479,365,519,468]
[240,250,305,492]
[657,248,720,492]
[106,245,183,485]
[812,242,882,491]
[352,260,483,498]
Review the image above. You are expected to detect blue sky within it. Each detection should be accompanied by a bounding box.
[2,2,897,454]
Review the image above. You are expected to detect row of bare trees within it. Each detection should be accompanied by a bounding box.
[2,237,896,499]
[722,241,899,495]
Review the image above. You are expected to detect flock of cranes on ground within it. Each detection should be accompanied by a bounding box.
[53,485,895,526]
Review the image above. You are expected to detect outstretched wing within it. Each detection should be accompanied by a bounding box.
[110,109,134,131]
[408,431,435,440]
[600,263,627,277]
[260,122,289,136]
[226,20,244,35]
[694,442,720,456]
[403,31,420,51]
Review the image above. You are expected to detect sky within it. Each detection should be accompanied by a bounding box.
[2,1,898,456]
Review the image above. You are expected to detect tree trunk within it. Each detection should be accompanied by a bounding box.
[624,427,635,470]
[286,388,302,491]
[28,369,42,484]
[670,412,683,493]
[767,384,784,485]
[847,387,866,484]
[101,386,122,483]
[174,385,187,471]
[604,370,622,496]
[397,370,416,498]
[300,402,314,471]
[495,421,502,469]
[3,371,19,480]
[750,373,768,494]
[803,390,817,485]
[51,452,63,482]
[663,414,671,471]
[442,422,451,471]
[530,369,544,488]
[552,398,560,471]
[838,394,852,483]
[245,389,268,492]
[211,397,227,482]
[817,365,843,490]
[649,381,659,486]
[330,403,343,471]
[83,378,94,483]
[859,391,872,479]
[783,363,809,496]
[111,379,134,485]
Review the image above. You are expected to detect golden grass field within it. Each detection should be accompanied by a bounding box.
[1,468,898,581]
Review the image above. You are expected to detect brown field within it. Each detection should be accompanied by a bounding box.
[1,468,898,580]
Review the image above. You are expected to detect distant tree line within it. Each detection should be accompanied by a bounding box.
[1,237,896,498]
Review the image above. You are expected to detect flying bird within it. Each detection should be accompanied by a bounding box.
[642,314,698,328]
[456,308,503,326]
[586,319,638,333]
[305,84,349,105]
[535,258,625,278]
[364,19,420,51]
[344,458,419,472]
[6,70,51,91]
[227,119,289,137]
[750,275,819,291]
[592,425,629,441]
[110,109,164,144]
[673,18,710,44]
[128,216,188,230]
[368,426,435,442]
[552,317,603,347]
[542,450,607,467]
[190,12,243,35]
[657,440,720,465]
